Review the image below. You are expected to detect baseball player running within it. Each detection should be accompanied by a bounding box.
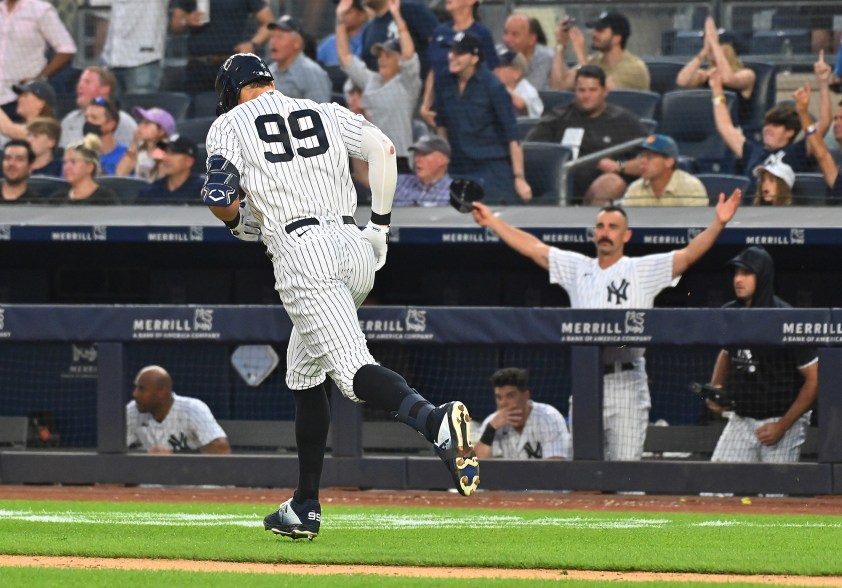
[471,193,741,460]
[202,53,479,540]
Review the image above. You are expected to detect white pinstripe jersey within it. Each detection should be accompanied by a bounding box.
[206,90,366,236]
[478,401,572,460]
[549,249,678,363]
[126,393,227,453]
[548,249,678,309]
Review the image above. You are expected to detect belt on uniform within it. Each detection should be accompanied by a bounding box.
[285,216,356,234]
[603,362,634,375]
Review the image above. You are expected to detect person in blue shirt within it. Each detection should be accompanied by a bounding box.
[317,0,368,68]
[709,55,832,192]
[84,97,127,177]
[138,135,204,203]
[433,32,531,205]
[419,0,498,128]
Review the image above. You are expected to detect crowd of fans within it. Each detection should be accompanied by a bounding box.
[1,0,842,206]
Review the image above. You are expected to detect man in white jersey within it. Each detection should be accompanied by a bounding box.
[202,53,479,540]
[476,368,571,460]
[126,365,230,454]
[471,193,741,461]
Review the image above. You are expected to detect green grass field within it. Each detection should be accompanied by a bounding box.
[1,498,841,581]
[2,568,818,588]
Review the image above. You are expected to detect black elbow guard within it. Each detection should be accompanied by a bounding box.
[201,155,242,206]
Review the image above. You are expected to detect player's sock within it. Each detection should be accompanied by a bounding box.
[292,383,330,502]
[353,364,437,442]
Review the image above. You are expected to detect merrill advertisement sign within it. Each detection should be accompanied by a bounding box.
[132,308,220,340]
[360,308,434,341]
[560,311,651,344]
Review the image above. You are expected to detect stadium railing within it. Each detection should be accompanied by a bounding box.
[0,305,840,495]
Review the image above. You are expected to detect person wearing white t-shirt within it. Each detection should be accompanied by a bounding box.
[471,193,741,460]
[493,50,543,119]
[126,365,230,454]
[99,0,169,95]
[476,367,570,460]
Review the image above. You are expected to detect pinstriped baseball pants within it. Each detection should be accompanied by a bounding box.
[265,216,376,402]
[711,411,811,462]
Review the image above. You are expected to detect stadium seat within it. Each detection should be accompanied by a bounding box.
[696,174,750,205]
[739,61,777,140]
[522,143,573,204]
[516,117,540,141]
[750,30,811,55]
[122,91,192,122]
[658,89,738,173]
[640,117,657,134]
[27,175,69,198]
[673,30,705,56]
[97,176,149,205]
[176,117,216,146]
[538,90,574,112]
[660,30,677,56]
[606,89,660,119]
[644,60,684,95]
[190,91,218,118]
[792,173,829,205]
[771,10,812,31]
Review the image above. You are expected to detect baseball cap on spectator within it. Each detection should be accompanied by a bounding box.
[12,80,57,111]
[268,15,304,35]
[638,134,679,158]
[752,159,795,188]
[155,134,198,158]
[446,31,483,61]
[90,96,120,122]
[585,12,631,41]
[496,49,527,74]
[372,38,401,56]
[409,135,451,157]
[132,107,176,136]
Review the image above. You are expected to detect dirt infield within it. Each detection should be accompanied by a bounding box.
[0,484,840,515]
[2,485,841,585]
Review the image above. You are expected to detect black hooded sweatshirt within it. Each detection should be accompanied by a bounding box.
[721,246,817,419]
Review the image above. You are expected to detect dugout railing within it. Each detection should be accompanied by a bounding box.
[1,305,841,495]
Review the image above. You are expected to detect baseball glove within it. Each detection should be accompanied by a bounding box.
[449,178,484,213]
[691,382,736,409]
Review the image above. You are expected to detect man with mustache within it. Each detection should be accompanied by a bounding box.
[471,191,741,461]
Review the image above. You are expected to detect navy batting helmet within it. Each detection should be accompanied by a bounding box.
[214,53,274,115]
